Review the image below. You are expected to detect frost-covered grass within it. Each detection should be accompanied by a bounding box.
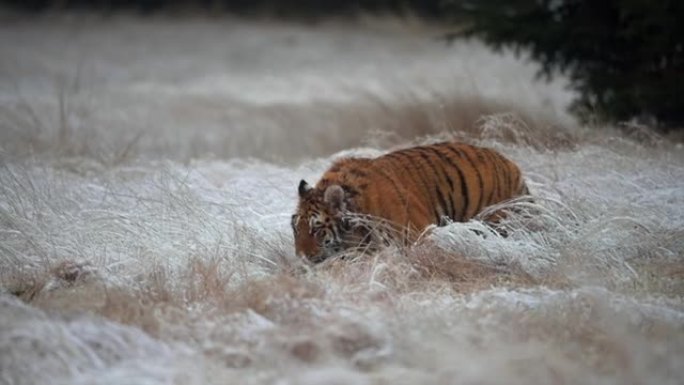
[1,14,684,385]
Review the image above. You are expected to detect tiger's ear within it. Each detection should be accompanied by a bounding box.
[298,179,312,197]
[323,184,346,211]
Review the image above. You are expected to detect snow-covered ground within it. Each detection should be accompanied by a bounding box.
[1,14,683,385]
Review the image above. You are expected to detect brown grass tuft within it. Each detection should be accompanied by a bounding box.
[224,274,325,319]
[282,93,578,160]
[409,244,539,292]
[100,287,163,336]
[185,257,235,304]
[312,242,542,297]
[4,260,98,303]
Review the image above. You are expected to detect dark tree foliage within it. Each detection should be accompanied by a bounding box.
[1,0,445,18]
[446,0,684,130]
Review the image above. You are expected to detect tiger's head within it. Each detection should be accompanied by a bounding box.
[291,179,351,263]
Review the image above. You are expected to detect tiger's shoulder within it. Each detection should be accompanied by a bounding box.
[316,157,374,188]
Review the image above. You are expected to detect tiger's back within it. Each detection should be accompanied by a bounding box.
[292,141,529,262]
[318,142,527,229]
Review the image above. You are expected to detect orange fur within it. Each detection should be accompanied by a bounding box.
[292,141,529,262]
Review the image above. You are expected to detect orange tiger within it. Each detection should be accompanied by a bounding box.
[291,141,529,263]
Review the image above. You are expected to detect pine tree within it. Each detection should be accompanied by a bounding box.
[446,0,684,130]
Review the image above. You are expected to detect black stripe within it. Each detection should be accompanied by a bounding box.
[444,144,478,219]
[389,152,441,223]
[387,153,431,201]
[413,149,452,223]
[481,149,498,205]
[473,148,494,207]
[423,147,458,220]
[420,152,452,222]
[493,152,511,198]
[484,149,504,203]
[372,162,407,208]
[349,168,369,178]
[435,146,470,221]
[340,184,360,198]
[458,145,485,215]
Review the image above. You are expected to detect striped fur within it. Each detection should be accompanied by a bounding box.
[292,141,529,263]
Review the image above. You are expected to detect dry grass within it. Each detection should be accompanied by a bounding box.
[349,94,578,151]
[0,89,575,164]
[409,244,540,291]
[14,244,542,335]
[1,15,682,385]
[5,228,683,384]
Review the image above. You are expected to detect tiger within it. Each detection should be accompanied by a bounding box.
[291,141,530,263]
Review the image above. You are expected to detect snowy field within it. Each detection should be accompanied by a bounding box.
[1,14,683,385]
